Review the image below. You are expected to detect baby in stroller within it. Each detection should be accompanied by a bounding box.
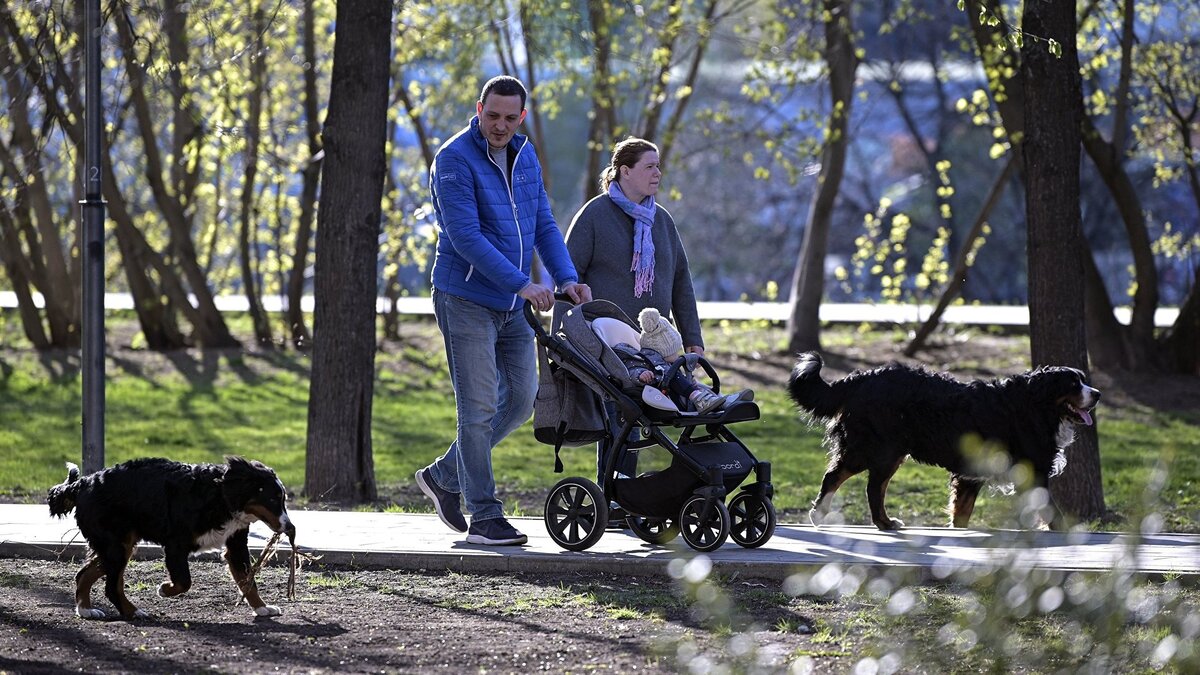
[611,308,753,414]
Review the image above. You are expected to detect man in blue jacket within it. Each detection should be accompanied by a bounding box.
[416,76,591,546]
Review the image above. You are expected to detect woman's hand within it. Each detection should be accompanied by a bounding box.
[561,282,592,303]
[686,345,705,356]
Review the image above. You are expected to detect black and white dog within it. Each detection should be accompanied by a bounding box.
[788,352,1100,530]
[48,456,294,619]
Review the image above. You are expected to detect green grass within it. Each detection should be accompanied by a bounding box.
[1,316,1197,533]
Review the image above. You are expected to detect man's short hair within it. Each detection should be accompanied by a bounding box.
[479,76,527,110]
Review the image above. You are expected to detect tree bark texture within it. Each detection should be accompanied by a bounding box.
[1021,0,1105,522]
[786,0,856,354]
[304,0,393,503]
[238,8,274,347]
[582,0,616,203]
[286,0,322,349]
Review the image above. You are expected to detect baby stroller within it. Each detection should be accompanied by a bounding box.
[526,296,775,553]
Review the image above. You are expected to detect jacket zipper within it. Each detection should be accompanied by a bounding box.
[487,138,526,311]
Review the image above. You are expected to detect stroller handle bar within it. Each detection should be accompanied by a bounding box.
[522,292,575,341]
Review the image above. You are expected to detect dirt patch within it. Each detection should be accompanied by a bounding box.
[0,556,827,674]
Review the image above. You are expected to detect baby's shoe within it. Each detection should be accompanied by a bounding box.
[690,389,726,414]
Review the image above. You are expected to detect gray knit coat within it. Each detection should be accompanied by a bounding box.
[563,194,703,349]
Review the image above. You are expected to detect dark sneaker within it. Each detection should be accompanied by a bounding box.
[415,468,467,533]
[466,517,528,546]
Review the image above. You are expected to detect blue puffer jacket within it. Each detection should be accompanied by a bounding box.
[429,116,578,311]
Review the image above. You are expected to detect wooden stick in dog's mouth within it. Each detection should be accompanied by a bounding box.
[239,528,317,606]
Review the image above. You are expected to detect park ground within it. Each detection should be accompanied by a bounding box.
[1,320,1198,673]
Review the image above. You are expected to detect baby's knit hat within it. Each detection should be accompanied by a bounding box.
[638,307,683,357]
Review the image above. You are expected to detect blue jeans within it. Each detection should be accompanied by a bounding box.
[426,290,536,523]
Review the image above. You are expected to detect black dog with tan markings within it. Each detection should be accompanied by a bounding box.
[47,456,294,619]
[788,352,1100,531]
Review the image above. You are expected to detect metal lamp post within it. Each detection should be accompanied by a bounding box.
[80,0,106,474]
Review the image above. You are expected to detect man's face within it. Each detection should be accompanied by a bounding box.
[477,94,526,149]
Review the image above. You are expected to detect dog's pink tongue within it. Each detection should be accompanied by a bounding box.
[1080,409,1093,426]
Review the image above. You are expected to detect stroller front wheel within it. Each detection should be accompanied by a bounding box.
[679,496,730,552]
[728,492,776,548]
[544,477,608,551]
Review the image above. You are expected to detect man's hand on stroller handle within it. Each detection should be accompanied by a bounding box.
[519,282,555,312]
[522,282,590,312]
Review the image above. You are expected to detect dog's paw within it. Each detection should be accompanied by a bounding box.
[158,581,189,597]
[809,506,839,527]
[874,517,905,531]
[75,606,106,620]
[131,608,150,620]
[254,604,283,617]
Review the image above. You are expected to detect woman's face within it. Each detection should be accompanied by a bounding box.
[619,151,661,202]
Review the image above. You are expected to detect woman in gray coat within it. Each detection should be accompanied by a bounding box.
[565,138,703,355]
[563,137,705,511]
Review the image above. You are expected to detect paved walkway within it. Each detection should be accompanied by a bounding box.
[2,504,1196,580]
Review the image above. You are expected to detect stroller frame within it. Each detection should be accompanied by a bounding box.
[527,296,775,552]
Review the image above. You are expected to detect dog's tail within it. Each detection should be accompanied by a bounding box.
[47,462,82,518]
[787,352,843,419]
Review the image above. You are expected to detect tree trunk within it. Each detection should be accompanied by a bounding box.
[516,0,550,194]
[1164,268,1200,375]
[105,164,188,350]
[0,206,49,348]
[582,0,616,203]
[238,8,274,348]
[286,0,322,350]
[639,0,683,143]
[1080,115,1158,366]
[304,0,393,504]
[786,0,857,354]
[1021,0,1105,523]
[656,0,719,171]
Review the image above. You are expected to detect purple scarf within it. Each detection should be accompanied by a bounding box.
[608,182,656,297]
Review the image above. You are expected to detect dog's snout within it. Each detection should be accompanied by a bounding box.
[279,511,295,537]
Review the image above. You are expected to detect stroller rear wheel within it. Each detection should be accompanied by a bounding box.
[679,496,730,552]
[626,515,680,545]
[544,477,608,551]
[728,492,776,548]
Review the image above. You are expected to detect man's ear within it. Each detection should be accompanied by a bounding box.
[477,101,484,117]
[519,109,527,124]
